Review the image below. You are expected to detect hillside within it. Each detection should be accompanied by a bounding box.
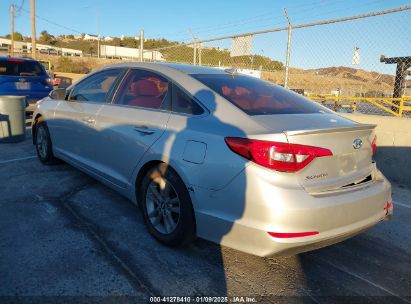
[262,66,410,96]
[307,66,401,87]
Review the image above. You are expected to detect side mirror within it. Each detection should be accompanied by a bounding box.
[49,88,67,100]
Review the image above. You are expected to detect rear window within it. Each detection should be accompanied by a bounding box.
[192,74,330,115]
[0,60,46,77]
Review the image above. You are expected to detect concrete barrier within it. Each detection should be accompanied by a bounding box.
[341,113,411,186]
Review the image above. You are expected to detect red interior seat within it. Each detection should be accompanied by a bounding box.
[128,79,162,108]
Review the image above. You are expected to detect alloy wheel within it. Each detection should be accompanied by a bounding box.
[36,126,48,160]
[145,177,181,235]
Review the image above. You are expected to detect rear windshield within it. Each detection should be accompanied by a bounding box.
[0,60,46,77]
[192,73,330,115]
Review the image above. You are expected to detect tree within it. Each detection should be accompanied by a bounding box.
[5,32,24,41]
[39,30,51,43]
[39,30,57,45]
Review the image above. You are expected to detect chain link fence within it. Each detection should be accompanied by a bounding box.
[143,6,411,118]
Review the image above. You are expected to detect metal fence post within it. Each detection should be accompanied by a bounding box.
[399,97,404,117]
[198,45,202,66]
[284,9,292,89]
[193,44,197,65]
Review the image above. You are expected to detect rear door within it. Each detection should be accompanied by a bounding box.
[50,68,125,170]
[93,68,171,187]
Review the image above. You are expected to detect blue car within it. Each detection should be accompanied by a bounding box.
[0,56,53,111]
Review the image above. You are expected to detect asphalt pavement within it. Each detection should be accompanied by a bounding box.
[0,125,410,304]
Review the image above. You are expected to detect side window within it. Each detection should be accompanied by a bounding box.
[171,84,204,115]
[70,69,122,103]
[114,69,169,109]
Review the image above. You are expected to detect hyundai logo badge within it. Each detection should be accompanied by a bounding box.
[353,138,363,149]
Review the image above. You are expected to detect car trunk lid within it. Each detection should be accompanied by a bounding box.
[254,114,376,193]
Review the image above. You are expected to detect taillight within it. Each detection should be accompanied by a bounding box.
[7,58,24,62]
[224,137,333,172]
[371,135,377,155]
[45,78,52,87]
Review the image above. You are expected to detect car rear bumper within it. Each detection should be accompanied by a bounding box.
[193,164,392,257]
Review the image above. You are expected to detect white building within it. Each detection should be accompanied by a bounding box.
[83,34,99,41]
[0,38,83,57]
[103,36,114,42]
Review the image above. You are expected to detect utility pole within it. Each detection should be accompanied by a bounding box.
[30,0,36,59]
[284,8,292,89]
[139,30,144,62]
[96,11,100,58]
[10,3,15,56]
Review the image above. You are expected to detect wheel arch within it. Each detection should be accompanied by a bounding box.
[31,114,43,144]
[135,160,164,206]
[134,159,195,215]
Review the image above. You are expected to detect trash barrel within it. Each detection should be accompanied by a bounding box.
[0,95,27,143]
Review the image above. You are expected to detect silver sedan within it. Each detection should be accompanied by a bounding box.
[32,63,393,257]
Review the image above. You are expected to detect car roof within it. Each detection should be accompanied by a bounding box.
[0,56,38,63]
[158,63,226,75]
[101,62,227,76]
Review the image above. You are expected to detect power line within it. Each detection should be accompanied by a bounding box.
[14,0,25,17]
[21,7,82,34]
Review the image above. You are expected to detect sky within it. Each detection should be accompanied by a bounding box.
[1,0,410,74]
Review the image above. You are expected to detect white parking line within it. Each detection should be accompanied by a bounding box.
[0,156,36,164]
[394,201,411,209]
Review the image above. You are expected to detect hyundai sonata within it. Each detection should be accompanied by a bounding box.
[32,63,393,257]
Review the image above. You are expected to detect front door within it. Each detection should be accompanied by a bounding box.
[51,68,124,171]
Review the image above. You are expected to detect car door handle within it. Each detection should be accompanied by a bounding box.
[133,126,156,135]
[81,117,95,124]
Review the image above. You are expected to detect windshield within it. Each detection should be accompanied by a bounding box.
[0,60,46,77]
[192,73,331,115]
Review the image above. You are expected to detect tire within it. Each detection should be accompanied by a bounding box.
[139,163,196,246]
[35,120,59,165]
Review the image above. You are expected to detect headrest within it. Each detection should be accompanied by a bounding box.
[131,79,159,96]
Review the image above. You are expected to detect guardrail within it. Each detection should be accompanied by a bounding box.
[308,96,411,117]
